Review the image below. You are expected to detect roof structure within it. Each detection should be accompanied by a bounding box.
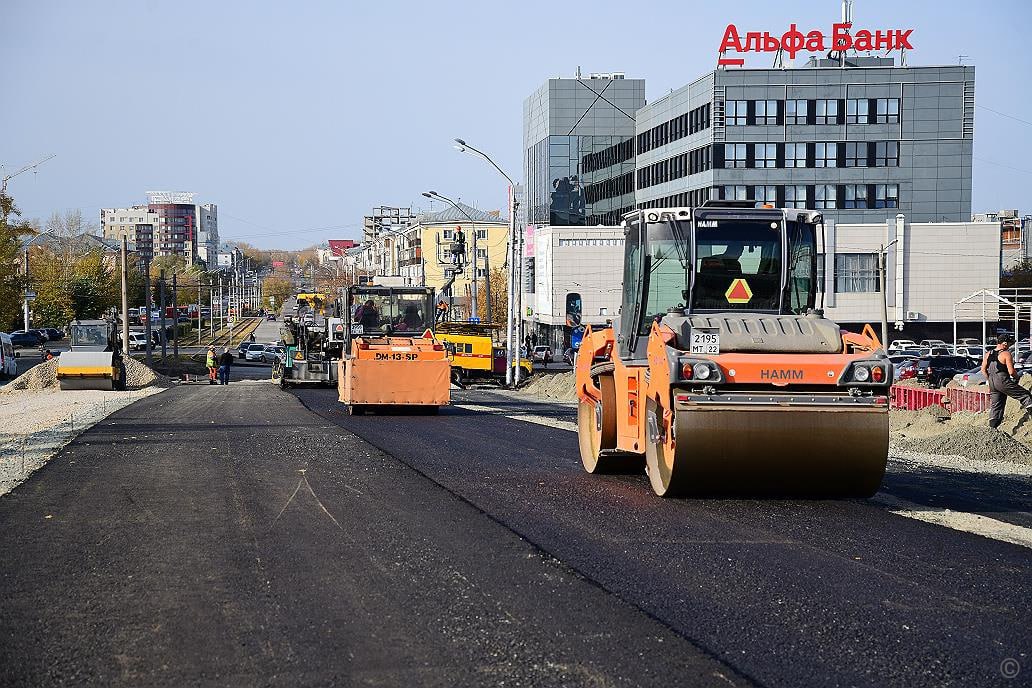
[417,202,506,226]
[22,231,120,254]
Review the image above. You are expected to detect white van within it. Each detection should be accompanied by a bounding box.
[0,333,18,379]
[127,332,150,351]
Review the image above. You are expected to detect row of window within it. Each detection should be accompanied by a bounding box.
[721,141,899,169]
[637,103,711,154]
[584,170,634,204]
[637,146,712,189]
[557,238,625,247]
[725,98,901,126]
[720,183,899,209]
[638,187,713,210]
[581,138,634,174]
[585,205,635,227]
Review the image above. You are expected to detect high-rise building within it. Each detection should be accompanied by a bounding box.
[634,57,974,223]
[523,72,646,227]
[101,192,219,265]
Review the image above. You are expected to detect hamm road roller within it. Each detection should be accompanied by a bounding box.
[575,201,890,497]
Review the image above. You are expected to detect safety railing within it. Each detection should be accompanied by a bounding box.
[890,386,947,411]
[946,386,992,414]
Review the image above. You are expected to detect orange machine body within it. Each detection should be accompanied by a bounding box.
[339,335,451,408]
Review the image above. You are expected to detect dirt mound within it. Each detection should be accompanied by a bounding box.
[899,427,1032,465]
[520,370,576,401]
[5,357,172,392]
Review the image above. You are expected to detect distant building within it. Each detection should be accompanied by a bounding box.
[972,210,1031,271]
[100,192,219,265]
[317,239,359,269]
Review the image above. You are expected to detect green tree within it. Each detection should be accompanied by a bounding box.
[1001,260,1032,288]
[263,275,293,310]
[0,193,34,330]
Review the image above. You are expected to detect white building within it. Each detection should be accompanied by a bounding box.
[822,215,1000,338]
[522,225,625,352]
[196,203,219,265]
[101,197,219,266]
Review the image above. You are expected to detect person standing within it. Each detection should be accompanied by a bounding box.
[219,347,234,385]
[206,346,218,385]
[980,334,1032,428]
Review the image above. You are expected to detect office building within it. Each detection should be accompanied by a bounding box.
[101,191,219,265]
[634,58,974,223]
[523,71,646,227]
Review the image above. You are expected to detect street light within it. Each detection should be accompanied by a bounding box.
[454,137,522,386]
[423,190,480,320]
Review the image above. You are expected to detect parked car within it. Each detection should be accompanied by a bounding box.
[237,341,253,357]
[127,332,150,351]
[42,328,65,341]
[888,339,917,352]
[10,330,45,347]
[919,339,948,348]
[244,343,267,362]
[177,316,191,324]
[532,345,553,365]
[952,367,987,387]
[915,355,972,387]
[262,344,285,364]
[0,333,17,379]
[266,313,277,321]
[956,338,982,347]
[894,358,919,382]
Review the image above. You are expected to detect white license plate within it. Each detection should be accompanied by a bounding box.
[351,324,364,335]
[690,329,720,355]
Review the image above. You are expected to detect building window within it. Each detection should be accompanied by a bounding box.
[442,229,452,239]
[845,142,868,167]
[843,184,869,209]
[724,143,747,168]
[815,142,838,168]
[755,143,777,168]
[722,185,748,201]
[876,98,900,123]
[476,268,487,278]
[815,99,838,124]
[786,99,807,124]
[815,184,837,209]
[755,99,778,125]
[785,185,807,209]
[846,99,870,124]
[875,141,899,166]
[726,100,747,126]
[785,143,807,168]
[476,248,487,258]
[835,254,880,293]
[754,185,776,204]
[874,184,899,208]
[476,229,487,239]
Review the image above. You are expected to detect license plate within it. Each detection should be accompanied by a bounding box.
[690,328,720,355]
[351,324,364,334]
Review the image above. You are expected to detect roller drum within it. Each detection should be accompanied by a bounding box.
[648,401,888,497]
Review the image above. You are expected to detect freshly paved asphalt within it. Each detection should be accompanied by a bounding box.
[0,383,742,687]
[293,386,1032,688]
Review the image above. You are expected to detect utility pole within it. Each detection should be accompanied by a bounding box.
[483,251,492,324]
[144,260,153,366]
[172,271,178,359]
[197,276,202,345]
[878,248,888,349]
[159,269,167,359]
[120,236,129,355]
[22,249,29,331]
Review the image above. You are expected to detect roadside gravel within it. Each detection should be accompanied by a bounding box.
[0,387,167,497]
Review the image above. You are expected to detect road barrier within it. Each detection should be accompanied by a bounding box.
[946,386,992,413]
[890,385,947,411]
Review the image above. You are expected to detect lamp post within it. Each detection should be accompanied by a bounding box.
[422,191,479,320]
[454,138,522,386]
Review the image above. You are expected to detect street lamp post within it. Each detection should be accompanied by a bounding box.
[423,191,479,321]
[453,138,522,386]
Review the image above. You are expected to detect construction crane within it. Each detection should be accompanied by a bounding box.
[1,154,56,195]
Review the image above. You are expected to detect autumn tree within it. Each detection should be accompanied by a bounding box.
[0,193,34,329]
[262,275,293,310]
[476,267,508,326]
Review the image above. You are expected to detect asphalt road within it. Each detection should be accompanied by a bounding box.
[292,386,1032,688]
[0,383,741,687]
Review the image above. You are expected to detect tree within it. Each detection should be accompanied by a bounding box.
[0,193,34,330]
[45,209,98,238]
[476,267,508,326]
[262,275,293,310]
[1001,260,1032,288]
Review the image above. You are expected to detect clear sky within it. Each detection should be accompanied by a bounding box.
[2,0,1030,249]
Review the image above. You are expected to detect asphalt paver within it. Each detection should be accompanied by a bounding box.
[0,383,743,687]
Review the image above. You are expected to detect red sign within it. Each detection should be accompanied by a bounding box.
[272,260,285,268]
[718,23,914,66]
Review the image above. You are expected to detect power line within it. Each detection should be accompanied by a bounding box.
[974,156,1032,177]
[977,104,1032,128]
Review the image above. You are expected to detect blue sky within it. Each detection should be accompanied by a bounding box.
[2,0,1030,248]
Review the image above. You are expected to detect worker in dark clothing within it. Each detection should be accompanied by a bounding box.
[452,227,466,266]
[357,300,380,330]
[981,334,1032,428]
[218,347,234,385]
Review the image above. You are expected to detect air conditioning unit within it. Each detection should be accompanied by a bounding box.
[906,311,920,320]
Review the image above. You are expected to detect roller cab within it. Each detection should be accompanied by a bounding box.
[576,203,890,497]
[57,319,126,391]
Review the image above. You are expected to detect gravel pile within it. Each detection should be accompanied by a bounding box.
[6,359,60,390]
[5,357,173,392]
[519,370,577,401]
[898,427,1032,465]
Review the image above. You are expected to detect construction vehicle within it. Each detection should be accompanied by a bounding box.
[338,285,450,414]
[276,312,346,388]
[575,202,890,497]
[436,321,533,387]
[57,316,126,390]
